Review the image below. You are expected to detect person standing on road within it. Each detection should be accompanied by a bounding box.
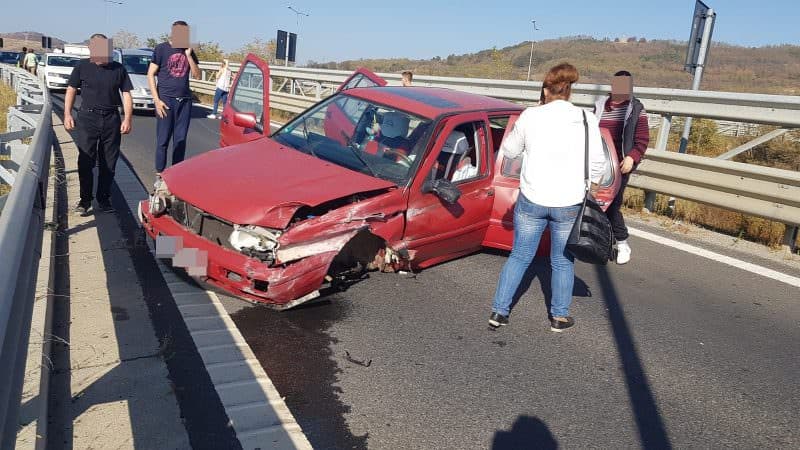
[489,63,607,333]
[593,70,650,264]
[19,47,27,68]
[64,33,133,215]
[207,58,231,119]
[147,20,200,176]
[24,49,37,75]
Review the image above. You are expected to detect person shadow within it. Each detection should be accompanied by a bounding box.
[492,415,558,449]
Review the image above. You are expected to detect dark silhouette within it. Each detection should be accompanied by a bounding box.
[595,265,672,449]
[492,415,558,449]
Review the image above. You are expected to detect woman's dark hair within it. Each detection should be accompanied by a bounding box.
[540,63,579,103]
[173,20,188,26]
[614,70,632,77]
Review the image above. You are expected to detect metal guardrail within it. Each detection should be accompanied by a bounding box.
[0,63,52,448]
[190,63,800,251]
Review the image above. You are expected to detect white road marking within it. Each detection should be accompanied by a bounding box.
[628,227,800,289]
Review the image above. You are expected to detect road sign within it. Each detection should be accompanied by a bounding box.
[685,0,715,75]
[276,30,298,64]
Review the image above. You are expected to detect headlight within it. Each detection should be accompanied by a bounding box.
[229,225,281,252]
[148,177,172,216]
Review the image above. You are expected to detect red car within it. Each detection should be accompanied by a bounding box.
[139,54,621,308]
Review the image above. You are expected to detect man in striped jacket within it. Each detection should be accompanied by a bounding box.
[594,70,650,265]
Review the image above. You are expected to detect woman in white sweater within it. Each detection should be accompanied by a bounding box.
[489,63,607,333]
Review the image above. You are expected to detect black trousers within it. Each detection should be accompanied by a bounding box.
[75,109,121,204]
[606,173,630,241]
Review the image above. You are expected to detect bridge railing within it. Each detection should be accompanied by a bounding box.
[190,63,800,251]
[0,63,52,447]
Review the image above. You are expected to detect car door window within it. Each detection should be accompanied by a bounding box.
[230,61,265,123]
[429,121,486,184]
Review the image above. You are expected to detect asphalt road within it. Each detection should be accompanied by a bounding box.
[52,93,800,449]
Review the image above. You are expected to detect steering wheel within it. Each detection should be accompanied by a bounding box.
[382,148,413,168]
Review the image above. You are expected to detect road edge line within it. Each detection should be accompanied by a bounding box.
[628,226,800,288]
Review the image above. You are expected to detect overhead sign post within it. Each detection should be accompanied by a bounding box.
[276,30,298,67]
[679,1,716,153]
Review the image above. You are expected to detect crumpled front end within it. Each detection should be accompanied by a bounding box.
[137,185,411,308]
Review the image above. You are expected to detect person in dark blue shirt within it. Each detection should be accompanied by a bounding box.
[147,20,200,176]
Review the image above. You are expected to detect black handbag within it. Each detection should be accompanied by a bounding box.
[566,111,615,264]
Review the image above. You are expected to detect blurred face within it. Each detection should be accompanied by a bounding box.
[89,36,112,65]
[171,24,190,49]
[611,75,633,102]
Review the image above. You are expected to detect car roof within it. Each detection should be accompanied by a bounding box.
[46,52,81,57]
[343,86,523,119]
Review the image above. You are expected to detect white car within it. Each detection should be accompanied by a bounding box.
[113,48,155,111]
[39,53,81,91]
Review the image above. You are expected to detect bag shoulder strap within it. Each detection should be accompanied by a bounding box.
[582,110,589,191]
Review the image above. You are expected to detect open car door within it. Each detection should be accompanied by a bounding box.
[325,68,388,146]
[483,123,622,252]
[337,67,387,92]
[220,53,270,147]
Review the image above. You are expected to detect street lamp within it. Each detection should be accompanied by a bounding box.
[103,0,124,33]
[285,5,310,67]
[526,20,540,82]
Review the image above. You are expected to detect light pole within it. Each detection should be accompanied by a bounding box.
[285,5,310,67]
[103,0,123,34]
[526,20,539,82]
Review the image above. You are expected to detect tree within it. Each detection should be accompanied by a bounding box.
[227,38,278,64]
[112,30,140,49]
[195,42,224,62]
[145,33,169,49]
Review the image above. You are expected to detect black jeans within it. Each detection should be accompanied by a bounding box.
[606,173,630,241]
[75,109,121,205]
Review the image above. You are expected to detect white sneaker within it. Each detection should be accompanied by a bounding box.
[206,113,216,119]
[616,240,631,264]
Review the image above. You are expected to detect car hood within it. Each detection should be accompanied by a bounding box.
[162,139,397,229]
[128,74,150,92]
[46,66,75,75]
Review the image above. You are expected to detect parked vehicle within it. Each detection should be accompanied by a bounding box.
[39,53,81,91]
[139,53,621,308]
[113,48,154,111]
[0,51,22,65]
[63,44,90,57]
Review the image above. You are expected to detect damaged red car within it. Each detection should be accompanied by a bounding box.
[138,54,621,308]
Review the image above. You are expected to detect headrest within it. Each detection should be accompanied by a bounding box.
[441,131,468,154]
[380,112,410,139]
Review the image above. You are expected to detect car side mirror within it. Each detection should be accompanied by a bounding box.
[233,112,264,133]
[422,178,462,205]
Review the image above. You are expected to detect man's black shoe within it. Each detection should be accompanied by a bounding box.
[489,312,509,328]
[73,201,91,216]
[97,200,115,213]
[550,316,575,333]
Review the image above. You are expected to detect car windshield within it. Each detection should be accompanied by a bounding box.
[122,54,152,75]
[47,56,80,67]
[273,94,432,185]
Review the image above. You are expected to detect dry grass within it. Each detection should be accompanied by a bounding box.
[0,79,17,132]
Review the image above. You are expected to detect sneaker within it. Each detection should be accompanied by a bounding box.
[73,201,91,216]
[206,113,216,119]
[488,312,509,328]
[550,316,575,332]
[616,240,631,264]
[96,200,115,213]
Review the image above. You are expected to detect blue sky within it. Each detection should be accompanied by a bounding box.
[2,1,798,63]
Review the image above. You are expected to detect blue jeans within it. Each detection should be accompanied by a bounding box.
[492,193,582,318]
[155,96,192,173]
[212,88,228,115]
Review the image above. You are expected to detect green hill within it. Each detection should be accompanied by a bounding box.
[308,37,800,95]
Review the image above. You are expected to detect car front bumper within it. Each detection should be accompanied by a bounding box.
[138,199,336,306]
[132,96,155,111]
